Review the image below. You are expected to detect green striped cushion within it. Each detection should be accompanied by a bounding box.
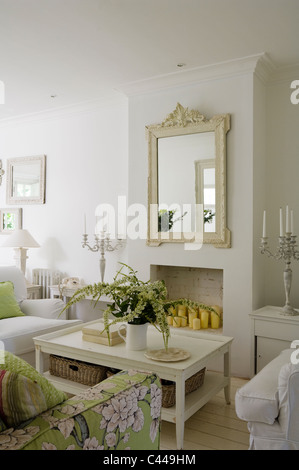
[0,369,47,427]
[3,352,67,411]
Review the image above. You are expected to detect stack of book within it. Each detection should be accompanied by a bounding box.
[82,321,125,346]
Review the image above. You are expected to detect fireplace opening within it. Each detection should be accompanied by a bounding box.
[150,264,223,333]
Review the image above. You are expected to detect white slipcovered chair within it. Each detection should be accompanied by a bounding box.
[235,347,299,450]
[0,266,81,367]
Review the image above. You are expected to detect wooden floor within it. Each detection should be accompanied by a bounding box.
[160,376,250,450]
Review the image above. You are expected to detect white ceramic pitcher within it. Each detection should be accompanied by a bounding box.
[118,323,148,351]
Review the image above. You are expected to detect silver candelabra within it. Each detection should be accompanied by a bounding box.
[82,231,124,282]
[260,233,299,315]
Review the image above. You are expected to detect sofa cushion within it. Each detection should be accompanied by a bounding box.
[235,349,293,424]
[2,352,67,413]
[0,266,27,304]
[0,281,25,319]
[0,316,81,355]
[20,298,67,319]
[277,360,299,440]
[0,369,48,427]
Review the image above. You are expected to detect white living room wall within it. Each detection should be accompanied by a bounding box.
[252,74,267,311]
[264,75,299,308]
[0,95,129,285]
[126,70,257,378]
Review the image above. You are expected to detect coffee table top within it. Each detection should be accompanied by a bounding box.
[34,320,233,379]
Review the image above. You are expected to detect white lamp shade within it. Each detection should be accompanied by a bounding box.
[1,229,40,248]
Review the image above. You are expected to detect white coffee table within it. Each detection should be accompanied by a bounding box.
[34,320,233,449]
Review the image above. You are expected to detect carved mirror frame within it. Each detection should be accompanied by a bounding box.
[146,103,231,247]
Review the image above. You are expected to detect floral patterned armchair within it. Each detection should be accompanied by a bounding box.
[0,370,161,451]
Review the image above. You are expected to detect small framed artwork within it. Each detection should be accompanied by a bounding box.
[0,208,22,233]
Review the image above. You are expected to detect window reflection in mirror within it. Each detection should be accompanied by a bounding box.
[195,158,216,232]
[12,162,41,198]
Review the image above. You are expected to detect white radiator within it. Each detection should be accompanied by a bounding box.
[32,269,62,299]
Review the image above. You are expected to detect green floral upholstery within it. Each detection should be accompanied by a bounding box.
[0,369,161,450]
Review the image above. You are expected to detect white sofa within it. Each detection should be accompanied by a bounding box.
[0,266,81,367]
[235,347,299,450]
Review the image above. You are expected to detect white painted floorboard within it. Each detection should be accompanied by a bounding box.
[160,376,250,450]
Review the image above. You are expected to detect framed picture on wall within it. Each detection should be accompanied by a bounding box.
[6,155,46,205]
[0,208,22,234]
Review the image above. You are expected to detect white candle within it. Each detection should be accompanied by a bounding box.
[291,209,294,234]
[262,210,266,238]
[286,205,290,233]
[280,208,283,236]
[84,213,86,234]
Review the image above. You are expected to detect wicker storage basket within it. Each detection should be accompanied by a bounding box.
[161,367,206,408]
[49,355,107,386]
[106,367,205,408]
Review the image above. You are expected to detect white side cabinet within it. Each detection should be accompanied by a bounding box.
[251,306,299,374]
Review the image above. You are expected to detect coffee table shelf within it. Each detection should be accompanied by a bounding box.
[43,371,89,395]
[43,369,228,424]
[34,320,233,449]
[162,371,229,423]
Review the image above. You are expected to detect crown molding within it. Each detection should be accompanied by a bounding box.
[0,91,127,128]
[117,54,266,96]
[119,53,299,95]
[254,53,277,84]
[268,63,299,85]
[1,54,297,128]
[254,53,299,85]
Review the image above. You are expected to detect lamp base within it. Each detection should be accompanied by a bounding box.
[13,247,28,276]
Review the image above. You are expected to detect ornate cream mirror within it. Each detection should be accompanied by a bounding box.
[146,103,231,247]
[6,155,46,205]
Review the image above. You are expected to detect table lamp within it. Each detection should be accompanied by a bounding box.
[1,229,40,277]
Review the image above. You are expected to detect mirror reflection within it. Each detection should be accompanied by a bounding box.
[12,162,41,198]
[158,132,215,233]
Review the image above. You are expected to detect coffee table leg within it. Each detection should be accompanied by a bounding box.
[35,345,44,373]
[224,349,231,404]
[175,375,185,449]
